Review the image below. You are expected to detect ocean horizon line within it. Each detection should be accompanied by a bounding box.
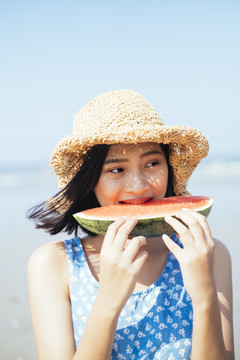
[1,155,240,190]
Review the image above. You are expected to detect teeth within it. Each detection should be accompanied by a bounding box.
[120,198,152,205]
[127,202,144,204]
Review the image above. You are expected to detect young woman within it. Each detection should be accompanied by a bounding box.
[27,90,234,359]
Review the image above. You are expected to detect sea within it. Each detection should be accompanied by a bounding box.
[0,156,239,359]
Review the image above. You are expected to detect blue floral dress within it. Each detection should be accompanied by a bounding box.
[64,235,193,359]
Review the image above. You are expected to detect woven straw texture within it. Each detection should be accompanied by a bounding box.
[50,90,209,210]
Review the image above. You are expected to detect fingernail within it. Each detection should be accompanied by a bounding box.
[164,216,172,221]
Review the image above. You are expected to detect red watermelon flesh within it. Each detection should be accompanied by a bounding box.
[73,196,214,237]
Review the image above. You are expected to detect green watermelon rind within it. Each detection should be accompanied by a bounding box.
[73,200,213,238]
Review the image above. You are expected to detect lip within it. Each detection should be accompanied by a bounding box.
[118,197,153,205]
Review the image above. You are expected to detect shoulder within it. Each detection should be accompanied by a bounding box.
[28,240,67,269]
[28,241,69,294]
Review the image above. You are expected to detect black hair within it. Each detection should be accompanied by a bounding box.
[26,143,175,236]
[27,145,109,236]
[161,143,175,198]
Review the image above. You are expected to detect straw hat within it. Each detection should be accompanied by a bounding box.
[50,89,209,208]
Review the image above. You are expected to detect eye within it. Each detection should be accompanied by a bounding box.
[109,167,124,174]
[145,161,160,168]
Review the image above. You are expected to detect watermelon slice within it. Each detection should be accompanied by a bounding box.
[73,196,214,238]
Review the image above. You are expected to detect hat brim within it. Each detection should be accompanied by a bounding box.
[50,124,209,197]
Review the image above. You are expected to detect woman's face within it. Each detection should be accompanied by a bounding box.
[94,143,169,206]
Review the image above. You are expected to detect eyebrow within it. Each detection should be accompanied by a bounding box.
[104,150,164,165]
[140,150,164,158]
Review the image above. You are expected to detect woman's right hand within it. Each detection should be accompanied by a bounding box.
[97,217,148,314]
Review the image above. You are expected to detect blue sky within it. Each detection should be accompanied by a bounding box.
[1,0,240,167]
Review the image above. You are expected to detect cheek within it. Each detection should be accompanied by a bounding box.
[151,177,167,190]
[94,178,122,206]
[149,169,168,192]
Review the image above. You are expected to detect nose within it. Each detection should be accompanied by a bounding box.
[124,171,149,195]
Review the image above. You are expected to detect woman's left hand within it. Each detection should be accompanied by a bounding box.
[162,209,216,305]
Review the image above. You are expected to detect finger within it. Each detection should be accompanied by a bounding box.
[162,234,182,261]
[102,217,127,251]
[175,210,213,246]
[124,239,131,250]
[131,250,148,275]
[123,236,147,263]
[182,208,213,244]
[164,215,193,245]
[174,211,206,241]
[113,218,139,253]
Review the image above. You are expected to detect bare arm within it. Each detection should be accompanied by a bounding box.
[28,218,148,360]
[163,209,234,360]
[191,240,234,360]
[28,241,76,360]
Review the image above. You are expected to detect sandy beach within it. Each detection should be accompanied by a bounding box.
[0,159,239,359]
